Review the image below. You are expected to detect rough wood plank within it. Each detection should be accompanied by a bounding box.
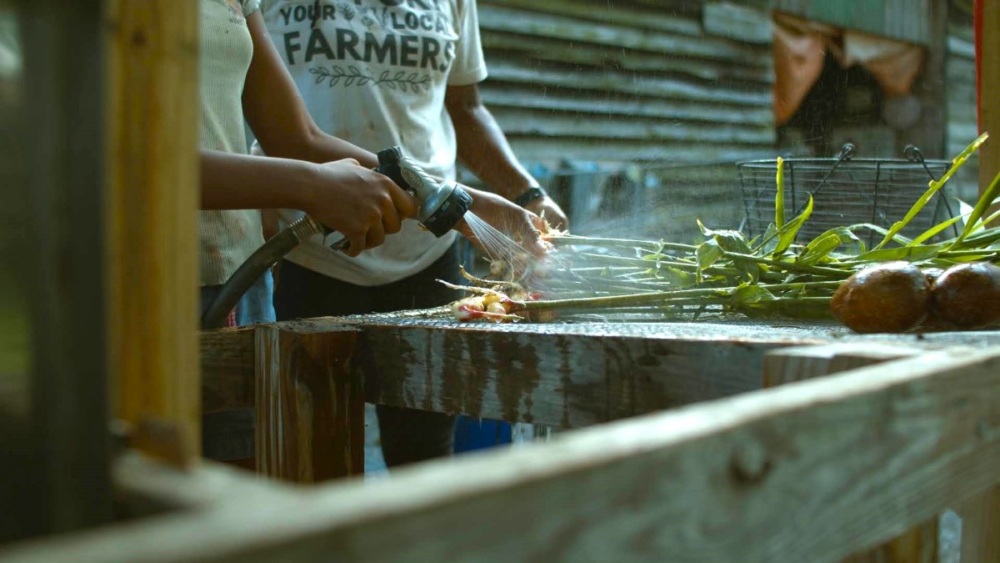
[487,60,772,105]
[959,484,1000,563]
[255,325,364,482]
[960,3,1000,557]
[901,0,947,159]
[764,343,941,562]
[479,4,771,66]
[201,318,1000,429]
[105,0,200,465]
[490,107,775,144]
[762,342,924,387]
[506,137,772,163]
[358,321,804,429]
[481,32,774,84]
[947,34,976,59]
[484,0,704,37]
[480,87,774,125]
[7,348,1000,563]
[112,451,289,518]
[703,2,774,44]
[200,327,255,414]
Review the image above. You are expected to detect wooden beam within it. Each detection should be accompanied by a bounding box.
[959,485,1000,563]
[201,327,255,414]
[15,0,114,535]
[5,348,1000,562]
[112,451,289,519]
[360,322,783,428]
[201,318,1000,428]
[255,324,364,482]
[961,3,1000,559]
[764,343,940,563]
[105,0,200,465]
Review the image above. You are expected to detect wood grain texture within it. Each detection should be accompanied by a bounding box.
[960,4,1000,559]
[105,0,200,465]
[7,348,1000,563]
[959,484,1000,563]
[255,325,364,482]
[112,451,289,519]
[201,327,255,414]
[764,343,940,562]
[201,317,1000,428]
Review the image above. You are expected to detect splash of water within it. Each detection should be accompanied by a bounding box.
[462,211,578,294]
[462,211,527,268]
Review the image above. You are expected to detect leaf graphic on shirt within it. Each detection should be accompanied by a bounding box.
[337,2,356,21]
[308,65,431,92]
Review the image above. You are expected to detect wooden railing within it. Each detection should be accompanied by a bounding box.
[3,332,1000,562]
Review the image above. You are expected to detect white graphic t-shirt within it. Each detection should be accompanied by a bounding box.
[257,0,488,286]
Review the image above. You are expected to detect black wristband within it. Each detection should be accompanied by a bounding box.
[513,186,546,208]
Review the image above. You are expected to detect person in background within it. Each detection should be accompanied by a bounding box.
[199,0,549,462]
[256,0,569,467]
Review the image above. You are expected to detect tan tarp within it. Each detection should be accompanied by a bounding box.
[773,13,925,126]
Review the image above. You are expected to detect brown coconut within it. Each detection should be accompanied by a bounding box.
[830,261,930,333]
[928,262,1000,329]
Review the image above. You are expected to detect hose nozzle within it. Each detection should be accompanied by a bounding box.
[374,146,472,237]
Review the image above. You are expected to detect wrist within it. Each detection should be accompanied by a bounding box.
[290,161,324,212]
[513,185,547,208]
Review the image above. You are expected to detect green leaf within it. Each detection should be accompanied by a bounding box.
[798,227,862,265]
[729,285,777,307]
[697,240,722,269]
[752,222,780,255]
[875,132,989,250]
[855,245,940,263]
[910,215,963,246]
[950,169,1000,249]
[773,196,813,256]
[698,223,758,282]
[775,156,786,229]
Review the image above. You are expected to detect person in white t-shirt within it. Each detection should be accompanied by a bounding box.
[199,0,548,462]
[256,0,569,467]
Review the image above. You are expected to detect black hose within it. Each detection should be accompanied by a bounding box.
[201,216,322,330]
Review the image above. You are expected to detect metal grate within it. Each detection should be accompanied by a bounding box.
[737,145,956,247]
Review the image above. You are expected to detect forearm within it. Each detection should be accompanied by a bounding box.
[241,11,378,168]
[450,105,537,200]
[200,149,315,211]
[253,122,378,169]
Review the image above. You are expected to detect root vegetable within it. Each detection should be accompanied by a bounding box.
[928,262,1000,329]
[830,261,930,333]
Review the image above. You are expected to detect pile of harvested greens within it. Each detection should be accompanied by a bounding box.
[448,134,1000,327]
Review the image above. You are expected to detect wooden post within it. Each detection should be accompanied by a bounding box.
[255,325,365,482]
[960,4,1000,560]
[11,0,115,536]
[978,0,1000,199]
[764,343,939,563]
[105,1,201,465]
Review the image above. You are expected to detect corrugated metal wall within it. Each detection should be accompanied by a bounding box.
[469,0,777,239]
[945,18,979,203]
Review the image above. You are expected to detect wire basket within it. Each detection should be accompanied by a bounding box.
[737,144,957,247]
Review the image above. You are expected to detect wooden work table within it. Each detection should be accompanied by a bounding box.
[200,314,1000,482]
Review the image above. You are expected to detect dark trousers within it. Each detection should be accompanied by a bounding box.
[274,244,464,468]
